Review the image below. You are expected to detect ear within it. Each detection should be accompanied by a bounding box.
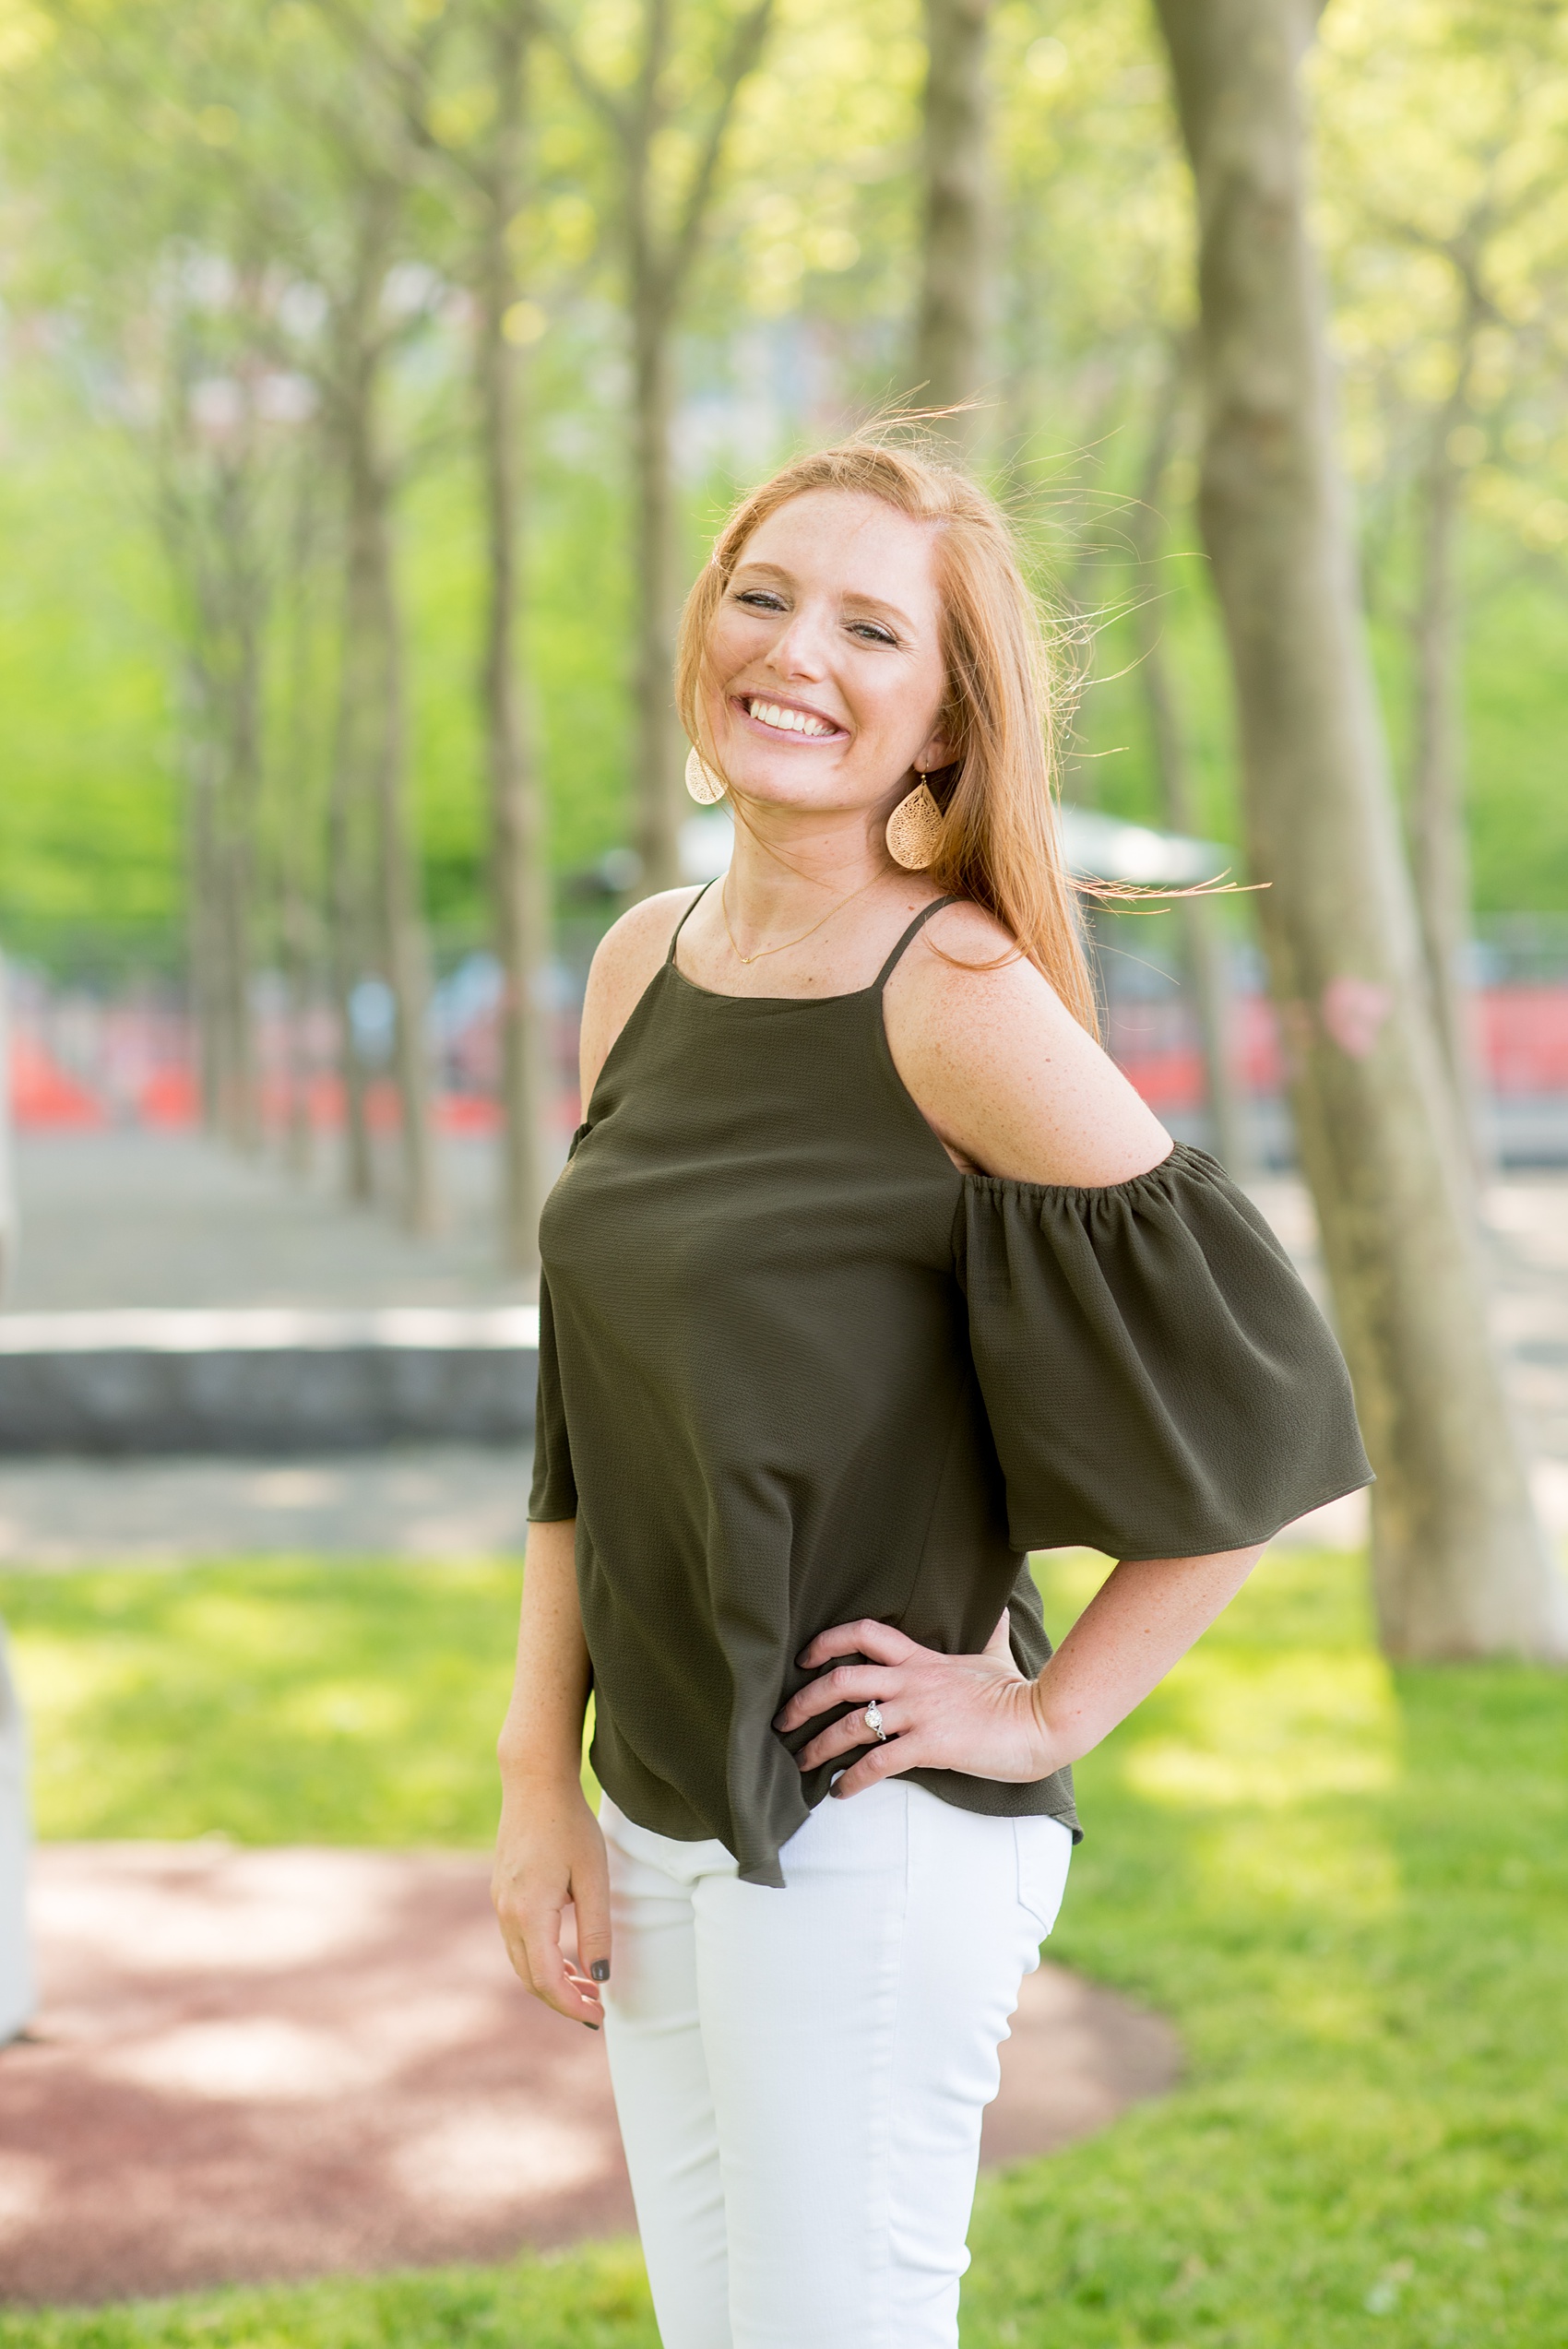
[914,724,954,774]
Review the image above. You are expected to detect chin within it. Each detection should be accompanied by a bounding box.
[727,765,847,816]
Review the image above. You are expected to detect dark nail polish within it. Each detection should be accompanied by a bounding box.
[583,2020,600,2031]
[590,1960,611,1983]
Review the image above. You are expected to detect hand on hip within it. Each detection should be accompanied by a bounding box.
[774,1613,1056,1796]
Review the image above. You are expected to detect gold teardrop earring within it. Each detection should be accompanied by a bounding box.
[685,746,727,806]
[885,769,944,871]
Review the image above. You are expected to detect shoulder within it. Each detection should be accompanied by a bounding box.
[579,886,702,1102]
[884,897,1173,1186]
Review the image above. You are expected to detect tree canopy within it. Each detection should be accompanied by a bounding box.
[0,0,1564,980]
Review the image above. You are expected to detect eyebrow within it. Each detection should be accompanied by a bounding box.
[730,561,920,637]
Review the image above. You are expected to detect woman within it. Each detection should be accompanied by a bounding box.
[493,438,1370,2349]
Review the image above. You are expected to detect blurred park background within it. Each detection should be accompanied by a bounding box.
[1,0,1567,2340]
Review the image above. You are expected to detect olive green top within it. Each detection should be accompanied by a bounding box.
[531,894,1372,1887]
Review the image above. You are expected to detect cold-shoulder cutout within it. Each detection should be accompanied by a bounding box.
[958,1143,1372,1560]
[883,903,1172,1189]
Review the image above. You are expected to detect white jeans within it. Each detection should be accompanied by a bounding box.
[600,1781,1073,2349]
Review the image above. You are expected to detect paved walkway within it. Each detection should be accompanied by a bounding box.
[4,1133,532,1313]
[1,1843,1180,2304]
[0,1448,536,1565]
[0,1133,1564,1560]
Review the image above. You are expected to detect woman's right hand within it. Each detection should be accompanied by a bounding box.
[492,1774,612,2030]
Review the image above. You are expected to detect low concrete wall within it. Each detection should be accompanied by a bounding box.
[0,1309,540,1453]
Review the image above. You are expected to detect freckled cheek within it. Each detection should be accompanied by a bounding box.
[708,611,771,685]
[842,694,904,765]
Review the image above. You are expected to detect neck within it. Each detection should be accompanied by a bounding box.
[724,792,897,928]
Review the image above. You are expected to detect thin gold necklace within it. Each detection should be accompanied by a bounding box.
[719,870,881,967]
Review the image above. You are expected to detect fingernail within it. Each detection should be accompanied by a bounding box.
[590,1960,610,1983]
[582,2020,600,2031]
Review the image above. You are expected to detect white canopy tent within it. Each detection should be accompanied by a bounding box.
[677,805,1229,889]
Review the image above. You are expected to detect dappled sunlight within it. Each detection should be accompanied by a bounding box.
[1038,1547,1401,1843]
[3,1541,1565,2341]
[5,1630,132,1735]
[1112,1557,1405,1922]
[169,1590,322,1664]
[279,1679,414,1742]
[1194,1807,1403,1928]
[1123,1648,1399,1811]
[2,1560,522,1845]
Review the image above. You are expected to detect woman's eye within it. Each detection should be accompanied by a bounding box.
[849,623,897,646]
[735,590,785,611]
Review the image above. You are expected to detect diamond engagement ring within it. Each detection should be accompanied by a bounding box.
[863,1702,887,1742]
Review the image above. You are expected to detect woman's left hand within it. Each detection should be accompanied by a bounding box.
[773,1613,1057,1797]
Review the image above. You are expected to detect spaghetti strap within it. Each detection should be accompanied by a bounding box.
[666,880,715,965]
[873,896,958,991]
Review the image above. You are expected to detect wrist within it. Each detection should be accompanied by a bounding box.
[497,1739,589,1797]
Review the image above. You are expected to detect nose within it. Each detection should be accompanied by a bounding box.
[765,597,833,682]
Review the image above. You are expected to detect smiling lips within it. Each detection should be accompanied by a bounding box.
[742,695,840,740]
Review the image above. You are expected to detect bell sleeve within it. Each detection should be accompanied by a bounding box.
[528,1267,579,1523]
[960,1143,1372,1560]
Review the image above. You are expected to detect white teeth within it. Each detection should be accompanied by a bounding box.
[748,699,832,738]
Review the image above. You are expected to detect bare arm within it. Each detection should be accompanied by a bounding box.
[1030,1547,1261,1764]
[775,1545,1264,1797]
[492,1517,610,2026]
[491,893,698,2022]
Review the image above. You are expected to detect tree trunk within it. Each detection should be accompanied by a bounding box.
[631,269,682,893]
[221,506,264,1154]
[278,545,318,1180]
[1151,0,1563,1659]
[0,952,16,1299]
[916,0,992,452]
[1142,635,1254,1179]
[588,0,772,898]
[278,825,315,1178]
[1130,348,1253,1176]
[207,728,253,1151]
[477,6,552,1271]
[1409,387,1488,1169]
[327,188,439,1233]
[362,442,438,1237]
[183,674,227,1137]
[329,342,390,1213]
[163,465,242,1146]
[185,489,260,1157]
[190,760,226,1135]
[327,521,376,1205]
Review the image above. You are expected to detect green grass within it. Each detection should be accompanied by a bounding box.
[3,1547,1565,2345]
[0,2252,660,2349]
[1,1560,524,1847]
[965,1552,1568,2346]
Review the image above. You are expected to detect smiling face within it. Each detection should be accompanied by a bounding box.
[702,489,953,821]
